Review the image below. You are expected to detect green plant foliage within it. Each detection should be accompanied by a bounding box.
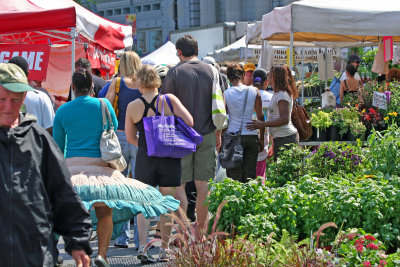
[310,110,333,129]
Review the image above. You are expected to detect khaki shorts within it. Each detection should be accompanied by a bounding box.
[181,131,217,183]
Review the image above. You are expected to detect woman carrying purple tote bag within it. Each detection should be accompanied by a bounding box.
[125,65,194,263]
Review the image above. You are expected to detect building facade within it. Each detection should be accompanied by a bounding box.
[85,0,296,54]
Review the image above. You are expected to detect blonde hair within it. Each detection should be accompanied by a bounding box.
[119,51,142,78]
[137,65,162,89]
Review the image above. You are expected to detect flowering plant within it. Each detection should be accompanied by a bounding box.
[350,120,366,137]
[331,107,359,136]
[311,110,333,129]
[336,229,387,267]
[307,142,363,177]
[361,107,383,129]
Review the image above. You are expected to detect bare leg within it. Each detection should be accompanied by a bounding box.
[95,206,113,261]
[173,182,187,221]
[158,187,176,249]
[137,213,150,247]
[194,180,209,238]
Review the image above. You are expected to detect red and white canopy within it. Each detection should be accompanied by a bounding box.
[0,0,132,51]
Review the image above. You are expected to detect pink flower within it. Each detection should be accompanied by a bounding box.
[379,260,387,266]
[366,243,379,250]
[348,234,355,240]
[363,261,371,267]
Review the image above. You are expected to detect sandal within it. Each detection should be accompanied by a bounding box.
[93,255,110,267]
[154,229,161,239]
[137,248,155,264]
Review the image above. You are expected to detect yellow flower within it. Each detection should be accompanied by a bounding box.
[361,109,366,113]
[389,111,398,117]
[364,175,375,178]
[384,116,389,121]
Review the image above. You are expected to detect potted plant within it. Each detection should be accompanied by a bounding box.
[310,110,332,141]
[349,121,367,140]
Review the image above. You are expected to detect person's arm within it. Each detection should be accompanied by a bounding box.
[105,78,118,105]
[103,98,118,131]
[246,100,290,130]
[167,94,193,127]
[98,82,111,98]
[215,130,222,153]
[125,102,139,146]
[52,110,66,154]
[340,81,345,102]
[160,70,175,95]
[254,90,265,152]
[40,93,55,135]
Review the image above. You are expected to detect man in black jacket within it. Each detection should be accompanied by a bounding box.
[0,63,92,267]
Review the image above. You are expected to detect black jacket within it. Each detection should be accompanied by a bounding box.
[0,114,92,267]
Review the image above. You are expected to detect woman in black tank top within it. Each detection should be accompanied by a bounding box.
[125,65,193,262]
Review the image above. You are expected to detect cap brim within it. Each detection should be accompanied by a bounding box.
[1,82,34,92]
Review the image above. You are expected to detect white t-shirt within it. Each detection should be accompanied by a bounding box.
[24,90,55,129]
[224,85,258,136]
[257,90,273,161]
[267,91,297,138]
[340,71,361,81]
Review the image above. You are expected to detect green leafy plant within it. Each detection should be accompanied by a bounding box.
[311,110,333,129]
[331,107,360,136]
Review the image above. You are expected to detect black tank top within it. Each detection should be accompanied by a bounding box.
[135,94,161,150]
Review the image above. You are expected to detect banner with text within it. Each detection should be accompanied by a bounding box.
[0,44,50,81]
[86,43,116,76]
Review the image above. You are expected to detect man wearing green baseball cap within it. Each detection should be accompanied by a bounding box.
[0,62,93,267]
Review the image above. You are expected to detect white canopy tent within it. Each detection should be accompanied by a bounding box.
[261,0,400,43]
[141,41,180,66]
[259,0,400,102]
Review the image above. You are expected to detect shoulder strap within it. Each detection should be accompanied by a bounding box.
[238,89,249,135]
[139,95,159,118]
[344,79,349,91]
[112,77,121,117]
[99,98,114,130]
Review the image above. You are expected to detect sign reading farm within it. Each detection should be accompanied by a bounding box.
[0,44,51,81]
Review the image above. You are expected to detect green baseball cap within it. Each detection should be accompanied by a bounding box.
[0,63,34,92]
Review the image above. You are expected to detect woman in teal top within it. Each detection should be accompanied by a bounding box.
[53,70,180,267]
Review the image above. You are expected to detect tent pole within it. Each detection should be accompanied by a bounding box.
[261,40,265,67]
[324,46,328,89]
[289,32,293,68]
[245,44,248,62]
[301,47,304,105]
[71,27,76,100]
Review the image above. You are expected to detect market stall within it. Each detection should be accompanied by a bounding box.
[0,0,133,98]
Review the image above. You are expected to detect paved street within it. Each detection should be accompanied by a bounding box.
[59,222,169,267]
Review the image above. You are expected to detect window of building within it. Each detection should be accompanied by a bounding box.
[143,4,151,11]
[134,6,142,12]
[271,0,282,9]
[152,3,161,10]
[123,7,131,14]
[106,10,113,16]
[99,11,105,17]
[114,8,121,15]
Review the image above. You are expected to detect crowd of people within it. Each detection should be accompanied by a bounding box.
[0,34,303,267]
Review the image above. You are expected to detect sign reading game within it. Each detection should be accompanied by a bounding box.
[0,44,50,81]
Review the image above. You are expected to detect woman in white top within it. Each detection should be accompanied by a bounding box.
[247,65,298,160]
[224,64,264,182]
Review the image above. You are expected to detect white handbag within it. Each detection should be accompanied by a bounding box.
[99,98,127,171]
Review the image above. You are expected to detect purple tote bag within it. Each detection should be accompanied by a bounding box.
[143,95,203,158]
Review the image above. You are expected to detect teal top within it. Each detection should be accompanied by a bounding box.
[53,96,118,158]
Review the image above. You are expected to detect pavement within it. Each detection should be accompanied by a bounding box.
[59,221,169,267]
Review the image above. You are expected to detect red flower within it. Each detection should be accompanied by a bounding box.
[363,261,371,267]
[348,234,355,240]
[364,235,376,241]
[367,243,379,250]
[379,260,387,266]
[355,243,364,253]
[356,237,365,245]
